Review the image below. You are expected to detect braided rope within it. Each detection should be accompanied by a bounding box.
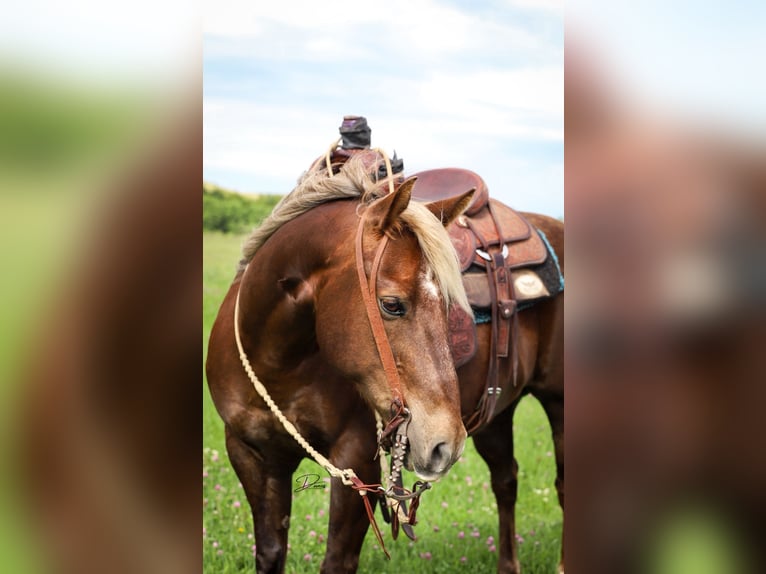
[232,149,396,485]
[233,283,359,486]
[372,147,396,196]
[231,154,429,556]
[323,138,396,198]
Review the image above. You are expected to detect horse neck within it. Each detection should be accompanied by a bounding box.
[236,201,357,374]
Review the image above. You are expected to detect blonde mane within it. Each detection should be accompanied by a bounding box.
[239,156,470,313]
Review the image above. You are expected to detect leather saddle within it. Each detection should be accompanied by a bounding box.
[411,168,552,433]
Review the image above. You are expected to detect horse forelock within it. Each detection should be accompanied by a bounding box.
[400,201,472,316]
[237,156,471,315]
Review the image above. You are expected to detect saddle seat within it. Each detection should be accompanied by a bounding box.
[408,168,489,216]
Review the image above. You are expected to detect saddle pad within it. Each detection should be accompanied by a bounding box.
[461,227,565,324]
[410,168,489,216]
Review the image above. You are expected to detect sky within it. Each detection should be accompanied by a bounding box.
[203,0,565,217]
[567,0,766,139]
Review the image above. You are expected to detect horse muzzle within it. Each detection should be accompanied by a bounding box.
[406,431,467,481]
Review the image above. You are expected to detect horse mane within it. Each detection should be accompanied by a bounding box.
[239,156,470,313]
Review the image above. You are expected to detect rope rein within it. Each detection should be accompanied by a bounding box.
[233,287,361,486]
[233,148,428,557]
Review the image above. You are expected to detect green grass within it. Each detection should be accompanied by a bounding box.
[203,231,563,573]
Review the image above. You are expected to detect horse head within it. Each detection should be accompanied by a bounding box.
[312,176,474,481]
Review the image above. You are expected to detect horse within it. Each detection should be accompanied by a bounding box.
[206,154,564,574]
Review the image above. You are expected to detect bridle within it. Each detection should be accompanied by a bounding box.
[233,169,431,558]
[353,207,432,541]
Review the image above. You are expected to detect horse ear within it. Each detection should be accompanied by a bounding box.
[368,177,416,234]
[425,188,475,227]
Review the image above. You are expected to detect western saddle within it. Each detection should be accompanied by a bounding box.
[410,168,551,433]
[310,117,560,433]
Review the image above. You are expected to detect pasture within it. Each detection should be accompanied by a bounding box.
[203,230,562,573]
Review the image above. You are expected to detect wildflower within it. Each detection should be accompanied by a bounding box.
[203,470,208,478]
[237,527,244,533]
[460,556,467,563]
[457,531,465,539]
[471,530,480,538]
[305,514,312,521]
[303,553,312,562]
[465,476,473,486]
[212,541,219,548]
[214,484,222,491]
[309,530,316,538]
[546,451,553,457]
[486,536,494,545]
[433,526,440,532]
[233,501,241,508]
[203,527,207,537]
[318,534,325,544]
[318,508,326,518]
[529,529,535,537]
[515,534,525,544]
[441,501,449,509]
[419,552,432,560]
[217,550,223,556]
[488,545,496,552]
[211,450,219,462]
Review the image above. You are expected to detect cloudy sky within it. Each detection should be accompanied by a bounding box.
[203,0,564,217]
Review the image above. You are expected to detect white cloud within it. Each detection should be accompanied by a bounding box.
[203,1,564,214]
[506,0,564,17]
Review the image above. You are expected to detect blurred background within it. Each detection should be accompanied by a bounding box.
[566,2,765,573]
[2,1,764,573]
[0,2,200,573]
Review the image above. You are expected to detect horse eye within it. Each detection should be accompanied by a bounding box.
[379,297,406,317]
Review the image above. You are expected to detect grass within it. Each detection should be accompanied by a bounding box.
[203,231,563,573]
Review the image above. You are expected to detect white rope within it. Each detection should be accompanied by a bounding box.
[322,139,396,197]
[231,145,398,490]
[324,137,341,174]
[375,411,392,504]
[233,282,359,486]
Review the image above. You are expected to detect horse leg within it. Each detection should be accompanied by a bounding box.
[321,425,379,574]
[532,389,564,574]
[473,402,522,574]
[225,427,299,574]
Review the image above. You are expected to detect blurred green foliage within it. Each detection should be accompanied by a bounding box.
[0,71,144,186]
[203,183,281,233]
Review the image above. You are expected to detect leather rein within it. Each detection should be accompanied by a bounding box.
[233,199,430,559]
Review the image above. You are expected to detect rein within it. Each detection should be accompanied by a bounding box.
[233,163,430,558]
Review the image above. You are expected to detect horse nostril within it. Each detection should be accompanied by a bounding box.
[430,441,451,472]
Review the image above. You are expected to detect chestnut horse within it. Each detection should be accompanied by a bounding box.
[206,157,564,574]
